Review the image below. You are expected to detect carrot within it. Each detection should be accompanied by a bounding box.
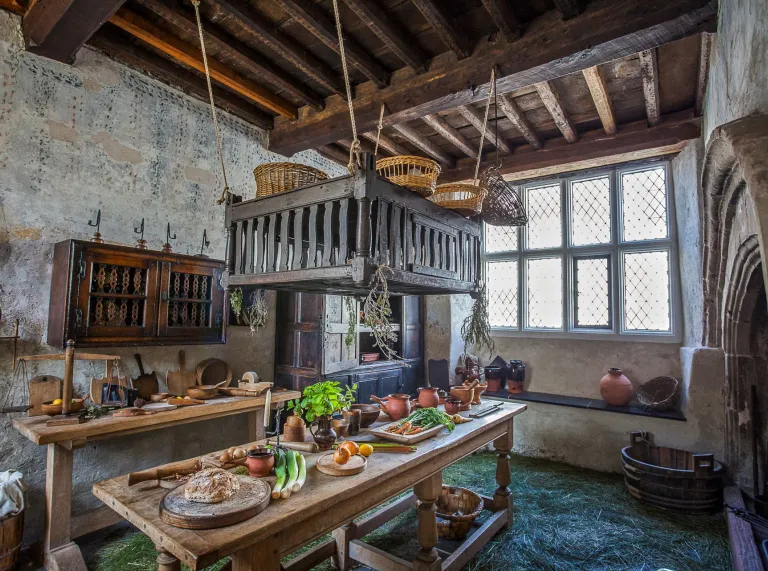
[407,427,423,435]
[395,421,411,435]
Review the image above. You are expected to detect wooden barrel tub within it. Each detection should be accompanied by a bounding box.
[621,431,724,513]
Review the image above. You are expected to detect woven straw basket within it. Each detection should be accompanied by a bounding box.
[480,166,528,226]
[430,183,487,217]
[376,156,441,197]
[253,162,329,198]
[435,486,483,540]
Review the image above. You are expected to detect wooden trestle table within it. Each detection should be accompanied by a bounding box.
[92,402,527,571]
[12,391,300,571]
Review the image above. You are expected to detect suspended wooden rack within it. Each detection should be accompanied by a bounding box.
[225,154,481,296]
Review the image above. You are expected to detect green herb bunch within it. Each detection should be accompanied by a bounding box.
[287,380,357,423]
[461,281,495,356]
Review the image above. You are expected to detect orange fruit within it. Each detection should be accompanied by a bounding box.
[334,447,350,465]
[340,441,359,456]
[359,444,374,457]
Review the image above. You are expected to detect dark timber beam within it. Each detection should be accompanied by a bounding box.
[496,93,541,149]
[90,29,274,130]
[480,0,521,42]
[270,0,717,156]
[338,137,383,156]
[456,105,511,153]
[110,8,297,118]
[0,0,24,15]
[439,112,701,183]
[638,49,661,126]
[391,124,455,167]
[137,0,323,110]
[211,0,343,95]
[411,0,471,59]
[23,0,127,63]
[316,144,348,166]
[695,32,713,117]
[582,66,616,135]
[553,0,582,19]
[342,0,428,73]
[271,0,389,88]
[361,131,410,156]
[422,114,477,158]
[535,81,577,142]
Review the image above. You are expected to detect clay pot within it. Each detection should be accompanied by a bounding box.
[444,398,462,415]
[310,416,337,450]
[417,387,440,408]
[371,394,412,421]
[283,423,307,443]
[507,379,524,394]
[600,368,635,406]
[471,383,487,404]
[286,414,305,428]
[332,418,350,439]
[245,447,275,477]
[449,386,474,410]
[343,409,361,435]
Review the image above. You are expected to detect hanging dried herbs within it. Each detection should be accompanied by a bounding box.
[344,296,356,356]
[230,287,243,324]
[243,289,268,334]
[363,265,401,361]
[461,281,494,356]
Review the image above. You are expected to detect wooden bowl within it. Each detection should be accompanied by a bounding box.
[332,419,350,439]
[186,386,218,400]
[351,404,380,428]
[449,386,473,404]
[435,486,483,540]
[41,398,85,417]
[151,392,170,402]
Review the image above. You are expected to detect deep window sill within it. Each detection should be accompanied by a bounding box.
[489,328,682,344]
[484,390,686,421]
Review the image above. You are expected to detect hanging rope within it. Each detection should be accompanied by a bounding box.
[192,0,231,205]
[373,103,385,157]
[331,0,361,175]
[473,66,496,184]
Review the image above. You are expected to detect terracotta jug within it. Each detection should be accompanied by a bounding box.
[371,394,412,420]
[417,387,440,408]
[600,368,635,406]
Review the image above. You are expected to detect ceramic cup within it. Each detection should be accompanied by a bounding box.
[332,418,350,439]
[343,409,361,436]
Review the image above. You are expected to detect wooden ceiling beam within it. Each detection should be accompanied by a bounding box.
[496,93,541,149]
[391,124,455,167]
[438,112,701,183]
[422,114,477,158]
[211,0,343,95]
[553,0,582,19]
[0,0,25,15]
[316,144,348,166]
[90,28,273,130]
[22,0,127,63]
[270,0,717,155]
[638,48,661,126]
[411,0,471,59]
[271,0,388,88]
[136,0,323,110]
[582,66,616,135]
[695,32,713,117]
[342,0,428,73]
[110,8,297,118]
[361,131,410,156]
[456,105,511,153]
[338,137,382,156]
[480,0,521,42]
[535,81,577,142]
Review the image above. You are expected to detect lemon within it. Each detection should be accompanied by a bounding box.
[359,444,374,457]
[52,398,62,405]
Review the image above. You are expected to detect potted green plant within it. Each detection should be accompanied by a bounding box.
[288,381,356,450]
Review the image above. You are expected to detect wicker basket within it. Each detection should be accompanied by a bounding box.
[480,165,528,226]
[636,376,680,411]
[435,486,483,540]
[430,183,486,217]
[0,509,23,571]
[253,162,329,198]
[376,156,441,197]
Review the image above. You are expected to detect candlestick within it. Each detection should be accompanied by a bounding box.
[263,389,272,428]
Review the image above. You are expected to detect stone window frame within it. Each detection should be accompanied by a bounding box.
[483,161,683,343]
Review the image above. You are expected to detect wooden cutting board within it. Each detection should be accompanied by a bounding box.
[28,375,62,417]
[160,476,271,529]
[315,453,367,476]
[196,358,232,387]
[166,350,197,396]
[133,353,160,399]
[368,422,445,444]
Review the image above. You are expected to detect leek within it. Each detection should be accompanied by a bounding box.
[271,448,287,500]
[282,449,298,499]
[294,454,306,492]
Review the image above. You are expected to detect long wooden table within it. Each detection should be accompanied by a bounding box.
[93,402,527,571]
[12,391,300,571]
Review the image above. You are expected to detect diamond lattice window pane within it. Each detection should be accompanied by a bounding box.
[575,257,611,328]
[526,257,563,329]
[621,167,668,241]
[525,184,562,250]
[485,224,518,253]
[487,260,519,327]
[623,250,671,331]
[571,177,611,246]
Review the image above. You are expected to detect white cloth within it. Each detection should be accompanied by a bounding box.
[0,471,26,519]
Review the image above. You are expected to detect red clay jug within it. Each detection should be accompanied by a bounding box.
[600,368,635,406]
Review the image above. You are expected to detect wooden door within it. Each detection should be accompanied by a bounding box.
[378,369,403,396]
[157,261,225,343]
[354,372,378,404]
[323,294,358,374]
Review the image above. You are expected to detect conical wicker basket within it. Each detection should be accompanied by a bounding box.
[430,183,487,217]
[480,166,528,226]
[253,162,329,198]
[376,156,441,197]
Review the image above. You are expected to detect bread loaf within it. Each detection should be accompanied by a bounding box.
[184,467,240,504]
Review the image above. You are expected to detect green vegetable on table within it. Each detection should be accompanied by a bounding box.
[294,453,306,492]
[282,449,298,499]
[271,448,287,500]
[391,408,455,432]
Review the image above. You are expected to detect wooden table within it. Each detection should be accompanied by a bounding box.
[12,391,300,571]
[93,402,527,571]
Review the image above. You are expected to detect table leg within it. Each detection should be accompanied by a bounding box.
[332,523,356,571]
[493,418,514,527]
[413,471,443,571]
[247,408,265,442]
[231,534,281,571]
[44,442,87,571]
[156,546,181,571]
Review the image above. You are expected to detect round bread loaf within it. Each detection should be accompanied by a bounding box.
[184,467,241,504]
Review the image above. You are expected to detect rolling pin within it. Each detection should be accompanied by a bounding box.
[127,458,202,486]
[270,440,318,453]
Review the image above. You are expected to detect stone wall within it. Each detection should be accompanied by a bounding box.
[0,10,343,544]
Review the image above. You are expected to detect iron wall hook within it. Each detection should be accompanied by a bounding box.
[88,209,103,243]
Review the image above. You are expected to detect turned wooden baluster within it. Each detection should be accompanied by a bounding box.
[156,546,180,571]
[413,471,443,571]
[493,418,515,528]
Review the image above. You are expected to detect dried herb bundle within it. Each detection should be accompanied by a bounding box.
[230,287,244,324]
[363,265,401,360]
[244,289,268,334]
[344,296,356,356]
[461,281,495,355]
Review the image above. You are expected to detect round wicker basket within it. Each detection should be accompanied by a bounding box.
[480,166,528,226]
[435,486,483,540]
[636,376,680,411]
[430,183,486,217]
[253,162,329,198]
[376,156,441,197]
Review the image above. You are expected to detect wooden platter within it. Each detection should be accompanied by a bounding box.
[160,476,271,529]
[315,453,367,476]
[141,402,177,413]
[218,381,272,397]
[196,358,233,387]
[166,397,205,407]
[369,422,446,444]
